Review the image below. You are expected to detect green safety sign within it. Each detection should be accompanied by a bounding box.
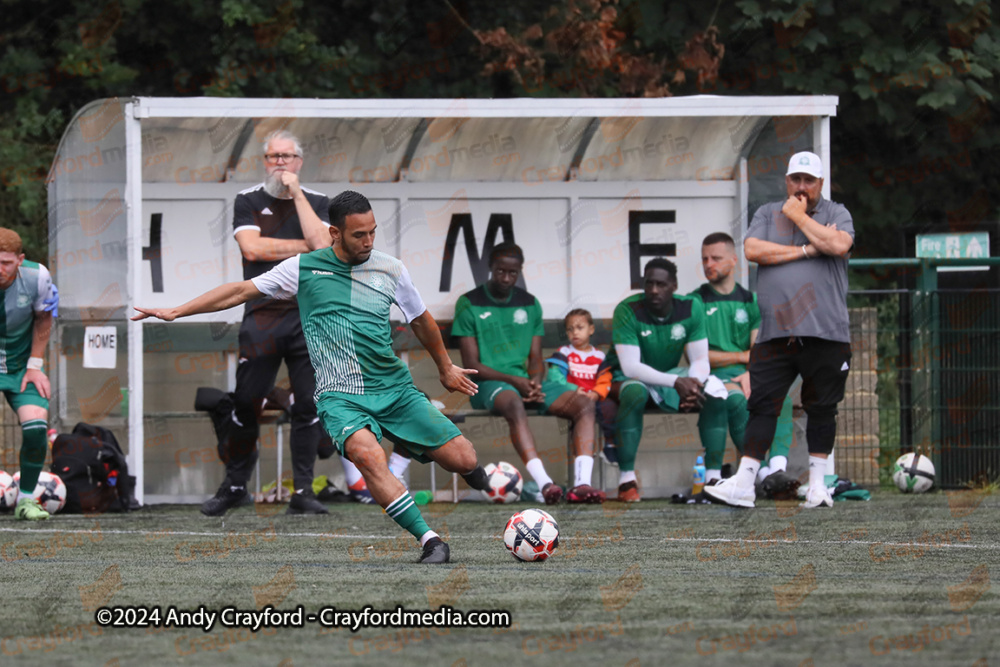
[916,232,990,259]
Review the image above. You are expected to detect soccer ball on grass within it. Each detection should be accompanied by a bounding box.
[13,471,67,513]
[892,453,935,493]
[503,508,559,562]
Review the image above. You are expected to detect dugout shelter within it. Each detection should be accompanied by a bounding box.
[46,95,838,503]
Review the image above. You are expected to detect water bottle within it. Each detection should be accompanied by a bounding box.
[692,456,706,494]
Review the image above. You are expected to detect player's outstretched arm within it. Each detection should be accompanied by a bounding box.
[131,280,263,322]
[409,310,478,396]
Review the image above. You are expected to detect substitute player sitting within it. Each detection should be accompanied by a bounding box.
[0,228,57,520]
[607,257,727,502]
[453,244,601,505]
[133,191,489,563]
[690,233,797,496]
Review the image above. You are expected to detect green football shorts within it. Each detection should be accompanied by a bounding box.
[612,366,692,412]
[317,384,461,463]
[0,371,50,412]
[470,366,575,415]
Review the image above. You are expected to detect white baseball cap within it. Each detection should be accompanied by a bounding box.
[786,151,823,178]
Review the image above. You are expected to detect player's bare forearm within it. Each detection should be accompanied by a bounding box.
[410,310,451,369]
[30,310,53,359]
[527,337,546,383]
[131,281,262,321]
[411,311,478,395]
[708,349,750,368]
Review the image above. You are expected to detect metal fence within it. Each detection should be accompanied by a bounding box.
[842,258,1000,489]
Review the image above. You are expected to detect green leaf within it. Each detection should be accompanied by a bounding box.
[916,89,957,108]
[840,17,873,37]
[965,80,992,100]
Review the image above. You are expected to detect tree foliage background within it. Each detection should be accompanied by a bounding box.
[2,0,998,261]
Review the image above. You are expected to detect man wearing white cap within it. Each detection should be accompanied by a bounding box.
[705,151,855,509]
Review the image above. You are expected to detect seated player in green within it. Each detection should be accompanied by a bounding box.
[453,243,603,505]
[606,257,727,502]
[133,191,489,563]
[690,233,798,497]
[0,228,57,520]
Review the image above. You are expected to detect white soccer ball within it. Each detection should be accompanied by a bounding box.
[893,453,935,494]
[13,471,67,513]
[0,471,17,510]
[504,508,559,562]
[482,462,523,504]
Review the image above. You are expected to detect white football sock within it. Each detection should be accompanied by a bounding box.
[809,455,827,492]
[769,455,788,473]
[341,457,364,488]
[734,457,760,486]
[619,470,637,485]
[574,456,594,487]
[706,468,722,484]
[525,458,553,487]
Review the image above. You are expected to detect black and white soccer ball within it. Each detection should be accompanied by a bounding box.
[504,508,559,562]
[13,471,67,513]
[482,461,523,504]
[892,453,935,494]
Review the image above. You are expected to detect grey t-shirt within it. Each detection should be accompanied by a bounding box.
[747,198,855,343]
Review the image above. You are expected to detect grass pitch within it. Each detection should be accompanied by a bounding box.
[1,489,997,667]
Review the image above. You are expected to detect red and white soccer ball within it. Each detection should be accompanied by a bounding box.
[13,471,67,513]
[504,508,560,562]
[0,471,17,510]
[482,462,523,504]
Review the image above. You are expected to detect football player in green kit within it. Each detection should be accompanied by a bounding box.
[605,257,728,502]
[453,243,603,505]
[133,191,488,563]
[690,233,798,497]
[0,228,57,520]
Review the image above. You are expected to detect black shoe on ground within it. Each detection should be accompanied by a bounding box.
[201,486,252,516]
[419,537,450,564]
[287,490,329,515]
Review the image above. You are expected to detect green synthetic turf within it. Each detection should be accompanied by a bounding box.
[1,490,997,667]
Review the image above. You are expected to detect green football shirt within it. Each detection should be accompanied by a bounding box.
[1,260,52,377]
[689,282,761,374]
[452,284,543,378]
[251,248,425,396]
[606,293,707,373]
